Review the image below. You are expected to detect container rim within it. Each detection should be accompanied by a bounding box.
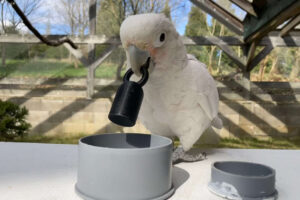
[79,133,173,151]
[75,183,175,200]
[212,161,276,180]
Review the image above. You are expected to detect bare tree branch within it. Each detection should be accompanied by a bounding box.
[6,0,77,49]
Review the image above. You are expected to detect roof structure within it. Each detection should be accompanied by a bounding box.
[190,0,300,72]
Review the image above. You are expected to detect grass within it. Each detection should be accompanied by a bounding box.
[2,134,300,149]
[0,134,86,144]
[0,59,125,79]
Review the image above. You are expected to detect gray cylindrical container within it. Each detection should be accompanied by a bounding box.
[208,161,277,200]
[75,133,174,200]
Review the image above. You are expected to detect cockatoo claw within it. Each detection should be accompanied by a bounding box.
[172,146,207,165]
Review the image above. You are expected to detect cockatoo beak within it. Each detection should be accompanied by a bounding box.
[126,45,150,76]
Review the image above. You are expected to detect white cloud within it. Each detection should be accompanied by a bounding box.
[0,19,29,34]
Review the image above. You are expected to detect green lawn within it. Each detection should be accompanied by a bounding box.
[2,134,86,144]
[0,59,124,79]
[3,134,300,149]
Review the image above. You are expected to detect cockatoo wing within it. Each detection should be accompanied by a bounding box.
[156,54,220,151]
[187,54,219,121]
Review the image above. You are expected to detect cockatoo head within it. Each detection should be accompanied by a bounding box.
[120,13,180,76]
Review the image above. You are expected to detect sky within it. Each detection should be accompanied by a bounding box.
[170,0,192,35]
[30,0,193,35]
[20,0,244,36]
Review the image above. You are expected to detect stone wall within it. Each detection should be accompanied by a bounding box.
[217,81,300,139]
[0,78,299,141]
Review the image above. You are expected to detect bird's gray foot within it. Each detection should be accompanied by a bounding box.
[172,146,206,164]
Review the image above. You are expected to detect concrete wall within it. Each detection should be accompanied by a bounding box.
[0,78,299,140]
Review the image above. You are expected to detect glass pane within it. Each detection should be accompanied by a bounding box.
[186,45,240,79]
[213,0,247,21]
[94,45,126,79]
[0,44,86,78]
[250,47,300,82]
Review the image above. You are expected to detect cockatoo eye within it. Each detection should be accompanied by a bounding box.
[160,33,165,42]
[153,32,166,48]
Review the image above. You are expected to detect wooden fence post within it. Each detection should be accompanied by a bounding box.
[87,0,97,99]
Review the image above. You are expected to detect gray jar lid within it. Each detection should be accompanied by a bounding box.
[208,161,277,200]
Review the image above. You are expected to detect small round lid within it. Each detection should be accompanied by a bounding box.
[208,161,277,200]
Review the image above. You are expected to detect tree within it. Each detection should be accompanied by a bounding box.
[185,1,236,76]
[0,0,41,66]
[252,47,298,82]
[0,100,31,140]
[185,6,209,64]
[54,0,89,68]
[56,0,89,36]
[289,48,300,81]
[97,0,173,37]
[185,6,223,73]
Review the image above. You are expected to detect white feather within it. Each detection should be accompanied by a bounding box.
[121,14,222,151]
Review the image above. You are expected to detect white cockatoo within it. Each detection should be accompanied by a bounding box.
[120,13,222,162]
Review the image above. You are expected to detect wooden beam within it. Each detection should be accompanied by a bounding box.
[87,45,116,98]
[89,0,97,35]
[206,37,246,70]
[183,35,300,47]
[1,34,300,47]
[246,41,257,66]
[87,0,97,98]
[246,45,273,72]
[229,0,257,17]
[190,0,243,35]
[0,34,120,45]
[63,43,89,66]
[252,0,267,10]
[244,0,300,43]
[87,67,94,99]
[183,36,243,46]
[88,0,97,63]
[90,45,117,71]
[280,15,300,37]
[64,40,117,99]
[65,44,117,98]
[268,30,300,36]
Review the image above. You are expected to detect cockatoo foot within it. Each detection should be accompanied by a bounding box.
[172,146,206,164]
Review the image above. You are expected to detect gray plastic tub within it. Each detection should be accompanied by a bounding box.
[208,161,277,200]
[75,133,174,200]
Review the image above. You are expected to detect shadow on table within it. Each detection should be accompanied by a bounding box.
[172,166,190,190]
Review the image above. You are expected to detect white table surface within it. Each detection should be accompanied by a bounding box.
[0,142,299,200]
